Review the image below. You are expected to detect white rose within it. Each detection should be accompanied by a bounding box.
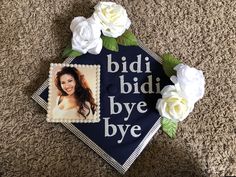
[170,64,205,105]
[156,85,194,122]
[92,1,131,38]
[70,17,102,54]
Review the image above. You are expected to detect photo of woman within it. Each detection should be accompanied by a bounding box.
[47,64,100,122]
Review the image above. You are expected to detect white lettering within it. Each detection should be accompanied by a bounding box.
[104,117,117,137]
[117,124,131,143]
[130,54,142,73]
[130,125,141,137]
[107,54,119,73]
[109,96,122,114]
[123,103,136,121]
[120,75,132,94]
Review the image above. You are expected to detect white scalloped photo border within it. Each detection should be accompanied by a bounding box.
[47,63,101,123]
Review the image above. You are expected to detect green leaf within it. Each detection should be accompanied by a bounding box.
[161,117,178,138]
[162,53,181,77]
[101,35,119,52]
[116,30,138,46]
[62,44,82,58]
[66,50,82,57]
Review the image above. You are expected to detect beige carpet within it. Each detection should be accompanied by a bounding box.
[1,0,235,176]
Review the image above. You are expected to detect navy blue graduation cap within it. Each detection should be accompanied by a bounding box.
[32,42,171,173]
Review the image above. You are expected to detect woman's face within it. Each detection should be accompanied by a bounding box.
[60,74,76,95]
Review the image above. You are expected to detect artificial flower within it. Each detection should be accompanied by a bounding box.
[170,64,205,105]
[92,1,131,38]
[70,17,102,54]
[156,85,194,122]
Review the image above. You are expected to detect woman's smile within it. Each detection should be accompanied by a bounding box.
[60,74,76,95]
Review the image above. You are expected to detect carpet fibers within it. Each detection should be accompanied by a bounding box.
[0,0,235,176]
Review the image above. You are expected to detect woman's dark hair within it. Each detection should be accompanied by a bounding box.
[55,66,97,118]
